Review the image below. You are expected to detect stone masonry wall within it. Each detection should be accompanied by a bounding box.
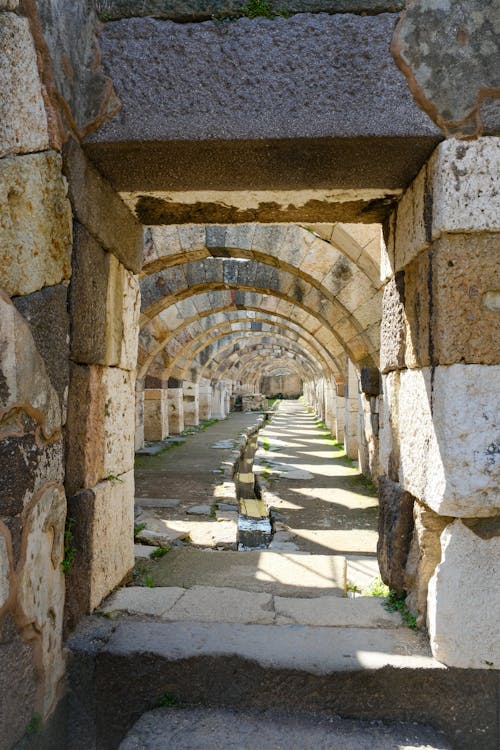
[379,138,500,668]
[0,2,142,746]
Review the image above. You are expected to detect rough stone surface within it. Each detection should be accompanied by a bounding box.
[16,484,66,716]
[404,502,452,629]
[0,151,72,296]
[143,389,169,441]
[0,13,49,157]
[393,161,429,272]
[63,139,143,273]
[102,367,136,477]
[397,365,500,516]
[359,367,380,396]
[392,3,500,137]
[120,707,451,750]
[97,1,406,22]
[428,520,500,669]
[432,138,500,235]
[65,471,134,622]
[0,614,37,750]
[13,284,70,413]
[377,477,415,592]
[70,224,140,369]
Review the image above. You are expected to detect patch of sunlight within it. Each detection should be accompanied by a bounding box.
[298,449,344,459]
[281,462,358,478]
[255,550,344,588]
[289,487,378,509]
[355,651,439,669]
[289,528,378,554]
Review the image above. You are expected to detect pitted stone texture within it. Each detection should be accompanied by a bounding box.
[66,471,134,621]
[103,367,136,477]
[405,503,452,629]
[95,13,438,144]
[380,272,406,372]
[397,365,500,517]
[432,138,500,235]
[16,484,66,716]
[0,291,61,437]
[13,284,70,413]
[63,140,143,273]
[144,389,169,441]
[30,0,120,137]
[392,3,500,137]
[0,532,10,610]
[0,13,49,157]
[70,224,140,369]
[377,477,414,592]
[428,520,500,669]
[0,151,72,296]
[393,161,429,272]
[0,613,37,750]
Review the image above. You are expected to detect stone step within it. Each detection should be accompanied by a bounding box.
[100,586,402,629]
[133,546,347,597]
[120,707,453,750]
[67,616,494,750]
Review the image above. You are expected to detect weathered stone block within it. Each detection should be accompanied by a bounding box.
[183,382,199,427]
[403,248,431,368]
[398,365,500,517]
[377,477,415,592]
[63,139,143,273]
[65,471,134,629]
[103,367,136,477]
[380,273,406,373]
[0,13,49,157]
[13,284,70,415]
[16,484,66,716]
[70,224,140,369]
[428,520,500,668]
[65,363,105,497]
[394,163,429,272]
[0,613,36,749]
[432,138,500,235]
[404,502,452,628]
[0,151,72,296]
[359,367,381,396]
[144,389,168,441]
[167,388,184,434]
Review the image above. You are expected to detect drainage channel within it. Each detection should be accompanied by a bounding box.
[234,413,274,550]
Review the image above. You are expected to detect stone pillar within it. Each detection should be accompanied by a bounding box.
[182,381,199,426]
[167,388,185,433]
[324,379,336,436]
[199,383,212,421]
[143,388,169,440]
[335,390,345,444]
[135,379,145,451]
[344,360,359,460]
[380,138,500,668]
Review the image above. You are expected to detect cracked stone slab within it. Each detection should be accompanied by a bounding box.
[392,0,500,137]
[101,586,185,617]
[185,504,212,515]
[135,498,182,508]
[274,595,401,628]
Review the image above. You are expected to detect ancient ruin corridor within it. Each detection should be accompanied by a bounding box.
[1,1,499,749]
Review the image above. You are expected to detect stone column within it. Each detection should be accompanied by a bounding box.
[199,383,213,420]
[335,387,345,444]
[167,387,185,433]
[379,138,500,668]
[183,381,199,426]
[135,379,145,451]
[344,360,359,460]
[324,379,336,436]
[143,388,169,440]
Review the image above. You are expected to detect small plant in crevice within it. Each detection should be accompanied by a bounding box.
[383,590,418,630]
[144,574,155,588]
[61,517,76,574]
[363,576,389,598]
[106,473,124,484]
[150,546,170,560]
[157,692,179,708]
[134,522,146,538]
[26,713,42,736]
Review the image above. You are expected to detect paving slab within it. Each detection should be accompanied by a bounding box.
[273,594,399,628]
[142,547,346,597]
[120,707,452,750]
[102,587,185,617]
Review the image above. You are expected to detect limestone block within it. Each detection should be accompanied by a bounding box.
[0,613,37,750]
[398,365,500,517]
[377,477,415,592]
[144,389,169,441]
[404,502,452,628]
[167,388,184,434]
[102,367,136,477]
[63,139,143,273]
[380,273,406,373]
[380,212,395,283]
[13,284,70,415]
[430,233,500,366]
[135,381,145,451]
[403,249,431,369]
[65,364,105,497]
[0,13,49,157]
[16,484,66,716]
[70,224,140,369]
[428,520,500,668]
[432,138,500,235]
[198,384,212,421]
[379,371,400,482]
[394,163,429,273]
[0,151,72,296]
[0,532,10,611]
[65,471,134,625]
[183,382,199,427]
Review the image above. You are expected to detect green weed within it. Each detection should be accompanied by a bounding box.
[150,546,170,560]
[134,522,146,538]
[144,575,155,588]
[157,692,179,708]
[61,517,76,575]
[26,713,42,736]
[363,576,390,598]
[384,590,418,630]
